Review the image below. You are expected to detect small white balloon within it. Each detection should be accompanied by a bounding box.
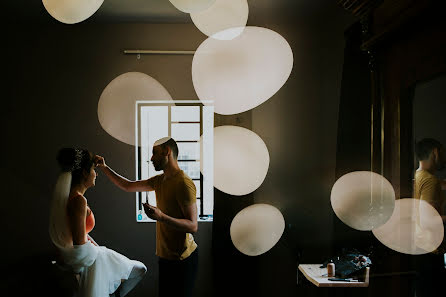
[330,171,395,231]
[207,126,269,196]
[42,0,104,24]
[192,26,293,115]
[190,0,248,40]
[230,204,285,256]
[372,198,444,255]
[98,72,173,146]
[169,0,216,13]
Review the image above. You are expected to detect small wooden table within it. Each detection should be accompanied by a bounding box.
[298,264,370,287]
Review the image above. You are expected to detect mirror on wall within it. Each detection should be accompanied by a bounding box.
[412,73,446,183]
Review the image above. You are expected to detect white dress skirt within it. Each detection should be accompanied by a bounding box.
[60,237,137,297]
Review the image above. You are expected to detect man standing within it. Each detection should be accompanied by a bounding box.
[414,138,446,218]
[413,138,446,297]
[95,137,198,297]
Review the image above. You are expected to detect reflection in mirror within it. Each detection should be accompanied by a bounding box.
[413,74,446,182]
[412,74,446,227]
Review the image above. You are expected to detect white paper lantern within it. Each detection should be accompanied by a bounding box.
[208,125,269,196]
[192,26,293,115]
[190,0,248,40]
[42,0,104,24]
[230,204,285,256]
[169,0,216,13]
[331,171,395,231]
[372,198,444,255]
[98,72,173,146]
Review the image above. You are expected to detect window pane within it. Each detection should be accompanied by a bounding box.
[140,106,168,179]
[178,142,200,160]
[193,180,201,198]
[202,106,214,216]
[171,106,200,122]
[178,161,200,179]
[171,123,200,141]
[196,199,201,218]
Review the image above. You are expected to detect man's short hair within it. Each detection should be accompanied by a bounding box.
[161,137,179,159]
[415,138,443,161]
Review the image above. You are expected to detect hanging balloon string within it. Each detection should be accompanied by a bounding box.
[380,94,386,207]
[370,89,374,212]
[369,51,386,213]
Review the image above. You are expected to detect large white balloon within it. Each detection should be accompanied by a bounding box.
[230,204,285,256]
[192,26,293,115]
[42,0,104,24]
[372,198,444,255]
[208,126,269,196]
[98,72,173,146]
[331,171,395,231]
[169,0,216,13]
[190,0,248,40]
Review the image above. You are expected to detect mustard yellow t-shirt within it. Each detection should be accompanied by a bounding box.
[414,170,445,215]
[147,170,197,260]
[414,170,446,254]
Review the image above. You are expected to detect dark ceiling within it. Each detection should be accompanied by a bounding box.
[8,0,347,24]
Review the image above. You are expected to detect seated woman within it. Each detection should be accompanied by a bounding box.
[49,148,146,297]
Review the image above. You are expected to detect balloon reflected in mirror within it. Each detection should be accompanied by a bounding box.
[331,171,395,231]
[372,198,444,255]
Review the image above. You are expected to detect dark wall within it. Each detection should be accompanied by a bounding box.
[252,17,353,253]
[1,3,354,297]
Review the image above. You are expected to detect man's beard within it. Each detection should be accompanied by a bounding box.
[153,159,167,171]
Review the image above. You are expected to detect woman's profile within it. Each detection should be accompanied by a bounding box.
[49,148,146,297]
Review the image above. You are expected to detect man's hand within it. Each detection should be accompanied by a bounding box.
[143,203,164,221]
[94,155,106,168]
[143,202,197,233]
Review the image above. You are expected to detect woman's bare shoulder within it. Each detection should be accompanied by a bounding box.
[67,194,87,213]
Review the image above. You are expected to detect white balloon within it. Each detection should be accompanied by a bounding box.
[98,72,173,146]
[331,171,395,231]
[372,198,444,255]
[230,204,285,256]
[190,0,248,40]
[42,0,103,24]
[169,0,216,13]
[207,126,270,196]
[192,26,293,115]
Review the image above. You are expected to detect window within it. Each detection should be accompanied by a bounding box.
[135,100,214,222]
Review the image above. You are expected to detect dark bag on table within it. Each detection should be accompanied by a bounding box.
[321,248,372,278]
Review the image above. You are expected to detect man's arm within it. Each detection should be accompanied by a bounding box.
[441,179,446,191]
[95,155,154,193]
[143,203,198,233]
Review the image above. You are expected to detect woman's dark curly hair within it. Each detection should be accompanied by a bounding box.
[56,148,94,186]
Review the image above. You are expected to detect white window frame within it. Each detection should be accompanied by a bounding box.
[135,100,214,222]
